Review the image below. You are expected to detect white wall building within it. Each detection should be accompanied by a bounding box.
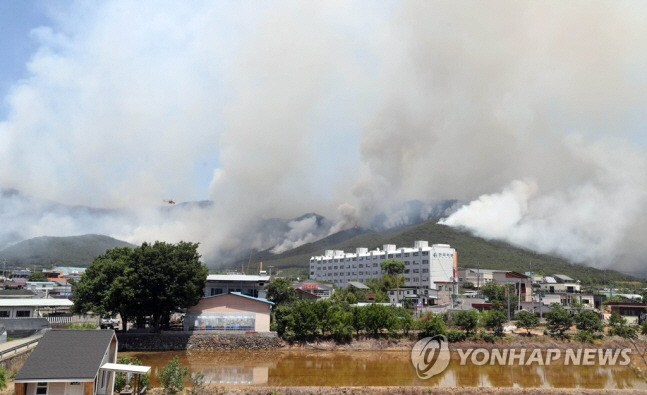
[309,241,457,289]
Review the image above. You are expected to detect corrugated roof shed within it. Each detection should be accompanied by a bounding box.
[15,330,115,382]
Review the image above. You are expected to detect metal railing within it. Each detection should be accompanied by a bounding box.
[0,336,41,360]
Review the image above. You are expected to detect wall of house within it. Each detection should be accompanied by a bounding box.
[187,294,272,332]
[47,382,66,395]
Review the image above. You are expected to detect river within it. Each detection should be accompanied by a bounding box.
[122,350,647,389]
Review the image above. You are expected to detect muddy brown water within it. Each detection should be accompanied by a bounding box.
[123,350,647,389]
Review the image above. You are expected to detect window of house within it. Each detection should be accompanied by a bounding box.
[0,311,9,318]
[404,253,410,257]
[36,383,48,395]
[422,251,429,256]
[413,252,419,256]
[16,310,30,317]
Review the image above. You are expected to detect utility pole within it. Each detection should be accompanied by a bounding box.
[529,261,534,314]
[507,284,511,321]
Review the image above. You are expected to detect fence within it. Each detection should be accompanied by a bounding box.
[44,314,100,325]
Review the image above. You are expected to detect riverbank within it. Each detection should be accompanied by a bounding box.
[144,386,647,394]
[283,334,646,351]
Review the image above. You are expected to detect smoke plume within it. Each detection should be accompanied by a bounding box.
[0,2,646,271]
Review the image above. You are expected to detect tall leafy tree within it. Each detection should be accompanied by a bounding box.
[266,277,297,306]
[129,241,207,330]
[73,242,207,331]
[72,247,135,331]
[546,303,573,338]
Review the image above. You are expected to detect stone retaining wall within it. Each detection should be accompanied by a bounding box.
[117,332,282,351]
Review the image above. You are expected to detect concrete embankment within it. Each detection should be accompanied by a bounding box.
[116,331,282,351]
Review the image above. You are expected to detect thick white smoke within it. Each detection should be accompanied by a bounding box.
[1,2,646,271]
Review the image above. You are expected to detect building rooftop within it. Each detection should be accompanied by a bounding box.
[15,330,115,382]
[201,292,274,305]
[345,281,370,290]
[206,274,270,282]
[554,274,575,282]
[0,298,74,307]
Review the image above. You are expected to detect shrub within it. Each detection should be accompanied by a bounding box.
[453,310,479,335]
[446,329,467,343]
[641,321,647,335]
[607,312,637,339]
[158,356,188,395]
[515,310,539,335]
[574,311,603,333]
[482,310,507,336]
[546,304,573,339]
[417,312,446,338]
[574,330,597,343]
[187,372,206,395]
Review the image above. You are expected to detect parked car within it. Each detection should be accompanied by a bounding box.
[100,317,120,329]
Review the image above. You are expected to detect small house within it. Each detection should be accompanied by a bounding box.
[14,330,149,395]
[185,292,274,332]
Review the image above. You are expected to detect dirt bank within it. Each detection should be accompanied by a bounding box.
[147,386,647,394]
[284,335,645,352]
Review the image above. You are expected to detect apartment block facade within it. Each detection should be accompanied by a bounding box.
[309,241,457,289]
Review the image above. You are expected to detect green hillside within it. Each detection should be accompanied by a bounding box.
[0,234,135,268]
[239,219,641,285]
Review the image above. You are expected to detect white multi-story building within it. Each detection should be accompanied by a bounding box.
[309,241,457,289]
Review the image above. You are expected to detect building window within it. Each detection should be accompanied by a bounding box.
[422,251,429,256]
[413,252,419,256]
[423,260,428,264]
[404,253,410,257]
[422,268,429,273]
[373,263,378,267]
[36,382,48,395]
[0,311,8,318]
[404,269,410,274]
[413,269,420,273]
[16,310,30,317]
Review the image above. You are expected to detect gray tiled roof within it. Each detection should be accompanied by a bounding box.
[15,330,115,381]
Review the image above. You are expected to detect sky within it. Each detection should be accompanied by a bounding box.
[1,1,646,272]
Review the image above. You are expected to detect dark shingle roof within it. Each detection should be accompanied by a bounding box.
[15,330,115,381]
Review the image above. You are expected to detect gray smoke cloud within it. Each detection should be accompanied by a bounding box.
[1,2,646,271]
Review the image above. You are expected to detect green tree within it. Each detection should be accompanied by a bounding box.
[27,271,47,282]
[453,310,479,335]
[350,305,367,335]
[417,312,446,338]
[574,311,603,333]
[73,242,207,331]
[129,241,208,330]
[515,310,539,335]
[395,307,415,335]
[380,260,405,276]
[363,304,397,336]
[546,304,573,338]
[291,300,319,337]
[482,309,507,336]
[607,312,637,339]
[72,247,135,331]
[157,356,188,395]
[266,277,297,306]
